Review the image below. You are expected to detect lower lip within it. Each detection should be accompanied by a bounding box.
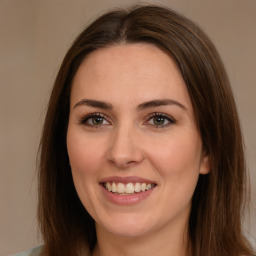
[100,185,156,206]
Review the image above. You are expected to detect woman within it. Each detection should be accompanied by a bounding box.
[17,4,255,256]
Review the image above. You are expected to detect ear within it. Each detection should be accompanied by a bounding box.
[199,152,210,175]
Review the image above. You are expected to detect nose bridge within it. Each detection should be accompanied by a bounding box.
[107,120,144,168]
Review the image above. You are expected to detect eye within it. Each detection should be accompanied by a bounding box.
[146,112,176,128]
[79,113,111,127]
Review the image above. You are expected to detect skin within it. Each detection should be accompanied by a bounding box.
[67,43,210,256]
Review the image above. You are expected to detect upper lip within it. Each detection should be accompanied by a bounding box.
[99,176,156,185]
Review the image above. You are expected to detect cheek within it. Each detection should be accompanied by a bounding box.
[146,131,202,175]
[66,129,106,214]
[149,133,202,212]
[145,131,202,203]
[67,130,106,177]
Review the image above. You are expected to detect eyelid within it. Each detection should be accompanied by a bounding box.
[79,112,111,126]
[78,112,175,128]
[144,112,176,127]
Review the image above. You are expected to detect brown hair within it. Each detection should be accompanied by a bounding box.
[38,5,255,256]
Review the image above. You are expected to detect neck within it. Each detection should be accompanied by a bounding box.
[93,218,189,256]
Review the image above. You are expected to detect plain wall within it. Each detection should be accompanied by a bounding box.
[0,0,255,255]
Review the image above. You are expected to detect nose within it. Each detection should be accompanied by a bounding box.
[107,124,144,169]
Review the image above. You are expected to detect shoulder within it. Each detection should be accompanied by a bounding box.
[11,246,43,256]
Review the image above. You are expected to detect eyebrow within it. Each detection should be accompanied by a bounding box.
[73,99,113,109]
[73,98,187,111]
[137,99,187,111]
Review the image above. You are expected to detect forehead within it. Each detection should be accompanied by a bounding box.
[75,43,180,82]
[71,43,192,109]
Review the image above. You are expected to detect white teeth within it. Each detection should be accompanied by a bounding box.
[126,183,134,193]
[112,182,117,192]
[104,182,155,194]
[106,182,111,191]
[117,183,126,193]
[134,183,141,192]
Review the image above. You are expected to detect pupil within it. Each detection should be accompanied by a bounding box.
[154,117,164,125]
[92,117,103,125]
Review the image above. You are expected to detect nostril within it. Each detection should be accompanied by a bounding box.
[107,148,144,168]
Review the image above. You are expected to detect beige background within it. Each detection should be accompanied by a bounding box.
[0,0,255,255]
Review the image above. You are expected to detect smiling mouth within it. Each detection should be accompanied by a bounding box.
[102,182,157,196]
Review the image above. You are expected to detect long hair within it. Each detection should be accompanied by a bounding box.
[38,5,254,256]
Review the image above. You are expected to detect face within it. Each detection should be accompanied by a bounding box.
[67,43,209,239]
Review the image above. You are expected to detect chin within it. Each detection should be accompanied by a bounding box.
[96,213,154,238]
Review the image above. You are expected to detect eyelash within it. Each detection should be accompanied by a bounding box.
[79,112,176,128]
[145,112,176,128]
[79,112,111,127]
